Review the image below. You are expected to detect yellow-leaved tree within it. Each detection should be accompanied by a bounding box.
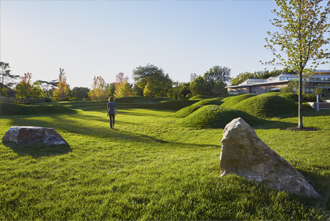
[114,72,132,98]
[88,76,108,100]
[53,68,69,101]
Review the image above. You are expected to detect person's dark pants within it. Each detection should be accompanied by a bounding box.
[109,113,115,128]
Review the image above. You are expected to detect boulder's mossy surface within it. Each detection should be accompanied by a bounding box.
[221,94,255,108]
[177,105,264,129]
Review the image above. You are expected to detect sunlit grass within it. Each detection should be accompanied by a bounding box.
[0,100,330,219]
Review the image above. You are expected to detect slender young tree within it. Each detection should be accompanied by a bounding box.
[53,68,69,101]
[262,0,330,129]
[88,76,107,100]
[115,72,132,98]
[15,73,33,102]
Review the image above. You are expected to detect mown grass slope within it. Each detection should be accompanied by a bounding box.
[0,102,77,116]
[232,93,314,119]
[173,98,223,118]
[220,94,255,108]
[178,105,265,129]
[189,95,214,100]
[0,97,330,220]
[61,97,196,111]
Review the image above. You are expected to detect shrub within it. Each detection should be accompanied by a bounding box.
[281,86,294,93]
[303,94,317,102]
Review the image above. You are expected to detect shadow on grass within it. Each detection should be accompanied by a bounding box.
[253,120,297,130]
[3,142,72,159]
[8,115,221,149]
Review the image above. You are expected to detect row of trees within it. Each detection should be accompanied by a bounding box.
[0,64,77,103]
[2,61,312,103]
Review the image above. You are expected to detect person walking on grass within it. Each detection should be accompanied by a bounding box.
[107,97,117,129]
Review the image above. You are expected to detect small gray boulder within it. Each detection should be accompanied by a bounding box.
[2,126,67,145]
[220,117,320,198]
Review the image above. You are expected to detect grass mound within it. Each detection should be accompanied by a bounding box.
[178,105,264,129]
[221,94,255,108]
[61,100,106,111]
[142,100,197,110]
[232,93,313,119]
[173,105,203,118]
[174,98,223,118]
[189,95,214,100]
[279,93,298,102]
[0,102,77,116]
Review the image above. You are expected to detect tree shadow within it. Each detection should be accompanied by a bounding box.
[7,116,221,149]
[253,120,297,130]
[295,168,330,206]
[3,142,72,159]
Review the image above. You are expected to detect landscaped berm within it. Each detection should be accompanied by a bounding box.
[1,94,330,220]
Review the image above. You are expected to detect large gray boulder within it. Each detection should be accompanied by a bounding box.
[220,117,320,198]
[2,126,67,145]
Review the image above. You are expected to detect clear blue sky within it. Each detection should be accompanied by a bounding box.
[1,0,329,89]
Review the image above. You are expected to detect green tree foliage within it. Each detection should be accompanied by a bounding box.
[15,73,32,102]
[114,72,132,98]
[70,87,90,101]
[1,88,8,97]
[88,76,108,100]
[37,80,58,100]
[190,66,231,96]
[190,76,205,96]
[15,73,45,102]
[0,62,20,96]
[262,0,330,128]
[133,64,173,97]
[204,66,231,83]
[280,86,294,93]
[143,77,153,97]
[168,82,191,100]
[213,81,227,96]
[29,81,45,100]
[108,82,116,97]
[53,68,70,101]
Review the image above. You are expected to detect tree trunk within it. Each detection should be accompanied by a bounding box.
[298,70,303,129]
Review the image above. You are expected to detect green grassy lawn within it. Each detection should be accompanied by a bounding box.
[1,97,330,220]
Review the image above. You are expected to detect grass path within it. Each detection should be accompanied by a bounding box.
[0,102,330,219]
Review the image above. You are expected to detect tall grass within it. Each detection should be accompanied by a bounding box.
[0,97,330,219]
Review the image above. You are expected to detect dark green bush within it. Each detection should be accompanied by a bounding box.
[303,94,317,102]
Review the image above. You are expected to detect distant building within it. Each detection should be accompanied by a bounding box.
[227,70,330,97]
